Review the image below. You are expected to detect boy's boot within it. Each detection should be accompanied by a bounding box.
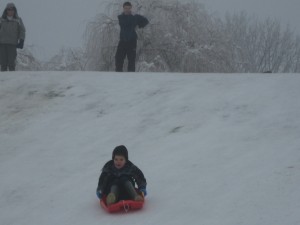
[124,181,143,202]
[106,185,119,206]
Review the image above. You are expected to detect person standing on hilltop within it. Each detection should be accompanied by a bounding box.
[0,3,26,72]
[115,2,149,72]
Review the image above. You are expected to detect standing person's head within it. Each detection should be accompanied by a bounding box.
[112,145,128,169]
[3,3,17,19]
[123,2,132,15]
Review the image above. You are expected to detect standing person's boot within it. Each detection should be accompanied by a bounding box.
[8,65,15,71]
[127,55,136,72]
[106,185,119,206]
[1,65,8,71]
[124,181,143,201]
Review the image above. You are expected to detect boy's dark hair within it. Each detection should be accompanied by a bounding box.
[112,145,128,161]
[123,2,132,7]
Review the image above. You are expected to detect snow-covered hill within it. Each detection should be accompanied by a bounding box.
[1,72,300,225]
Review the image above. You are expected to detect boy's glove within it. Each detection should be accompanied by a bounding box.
[139,188,147,197]
[17,39,24,49]
[96,190,102,199]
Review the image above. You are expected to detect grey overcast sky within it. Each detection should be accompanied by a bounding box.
[1,0,299,61]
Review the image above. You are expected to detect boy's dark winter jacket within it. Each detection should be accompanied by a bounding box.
[97,160,147,194]
[118,13,149,42]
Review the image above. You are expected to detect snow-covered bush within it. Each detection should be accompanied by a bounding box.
[16,47,41,71]
[43,48,88,71]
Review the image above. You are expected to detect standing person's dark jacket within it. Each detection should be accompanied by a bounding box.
[0,3,25,46]
[97,160,147,195]
[118,13,149,42]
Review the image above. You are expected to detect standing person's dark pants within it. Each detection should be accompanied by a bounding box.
[0,44,17,71]
[115,39,137,72]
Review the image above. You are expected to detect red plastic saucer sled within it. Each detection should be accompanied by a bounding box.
[100,193,145,213]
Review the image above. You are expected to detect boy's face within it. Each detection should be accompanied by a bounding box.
[114,155,126,169]
[123,5,132,15]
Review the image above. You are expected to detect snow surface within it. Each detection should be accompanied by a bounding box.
[1,72,300,225]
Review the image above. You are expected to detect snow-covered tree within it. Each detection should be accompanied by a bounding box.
[85,0,222,72]
[84,0,300,73]
[223,12,300,73]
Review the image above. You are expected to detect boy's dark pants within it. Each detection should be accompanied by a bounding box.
[106,176,137,200]
[115,39,137,72]
[0,44,17,71]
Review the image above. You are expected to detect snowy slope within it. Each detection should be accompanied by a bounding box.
[1,72,300,225]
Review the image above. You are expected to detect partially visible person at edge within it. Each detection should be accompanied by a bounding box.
[0,3,26,72]
[115,1,149,72]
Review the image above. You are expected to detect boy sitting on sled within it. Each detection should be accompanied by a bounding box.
[96,145,147,206]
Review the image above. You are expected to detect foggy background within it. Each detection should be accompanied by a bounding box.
[0,0,299,61]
